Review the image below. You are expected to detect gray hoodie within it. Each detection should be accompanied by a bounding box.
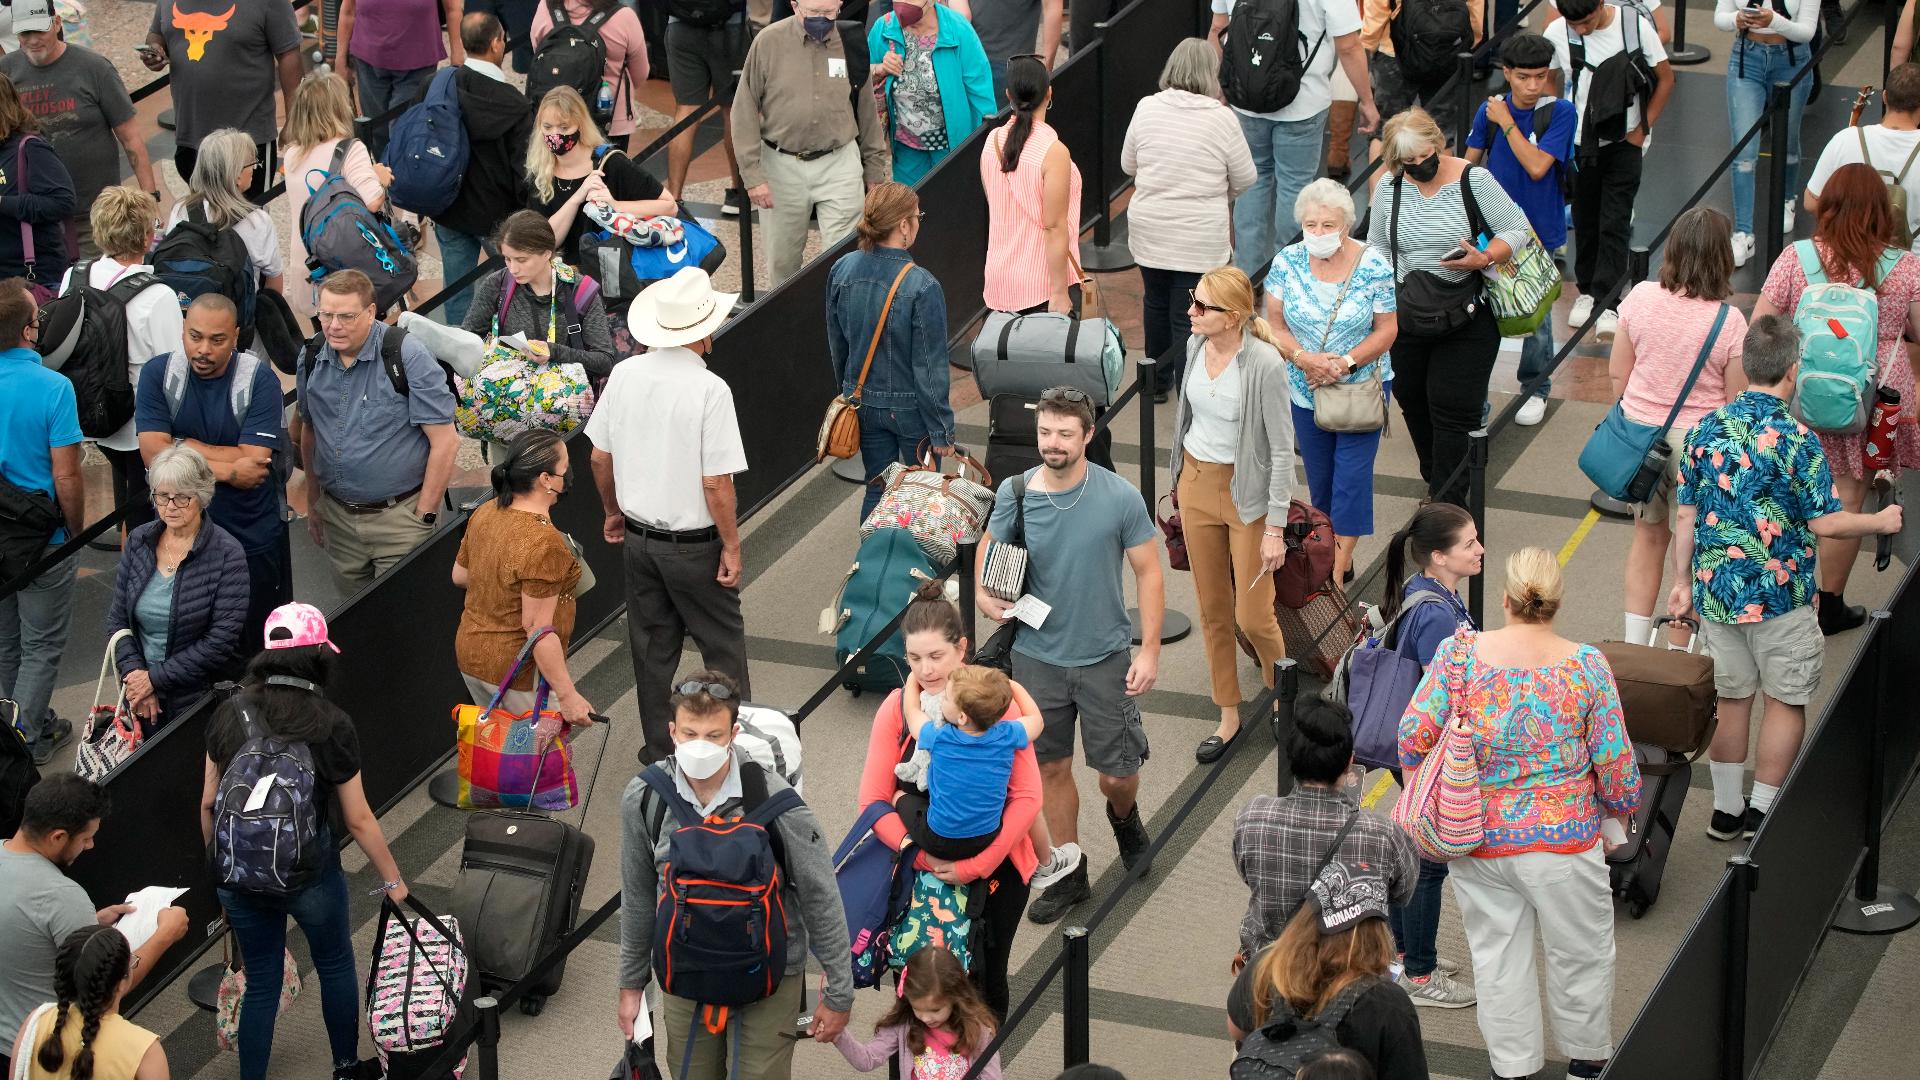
[618,749,855,1012]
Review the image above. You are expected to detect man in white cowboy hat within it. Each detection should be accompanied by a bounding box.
[588,268,752,765]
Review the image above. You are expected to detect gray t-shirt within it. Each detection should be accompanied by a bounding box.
[149,0,303,147]
[0,46,137,209]
[0,846,96,1039]
[969,0,1043,67]
[986,464,1155,667]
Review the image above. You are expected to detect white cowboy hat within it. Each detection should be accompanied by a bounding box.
[628,267,737,349]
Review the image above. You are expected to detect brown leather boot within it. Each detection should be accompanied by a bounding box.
[1326,100,1357,179]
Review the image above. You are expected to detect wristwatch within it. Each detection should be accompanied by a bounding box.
[421,511,439,525]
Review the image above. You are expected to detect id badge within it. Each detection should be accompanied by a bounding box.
[828,57,848,79]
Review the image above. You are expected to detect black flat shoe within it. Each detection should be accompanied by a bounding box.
[1196,732,1234,764]
[1342,567,1355,585]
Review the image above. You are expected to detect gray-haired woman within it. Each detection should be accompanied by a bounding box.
[103,445,251,732]
[1122,37,1256,399]
[164,128,286,296]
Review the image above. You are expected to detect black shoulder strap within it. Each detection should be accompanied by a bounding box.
[186,202,206,227]
[1531,99,1555,142]
[1307,811,1361,893]
[329,137,357,177]
[380,325,412,398]
[1459,167,1488,247]
[838,22,869,116]
[1314,975,1380,1030]
[1012,473,1027,546]
[105,271,160,302]
[1389,174,1402,273]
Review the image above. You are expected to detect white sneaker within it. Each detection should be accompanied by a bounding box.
[1569,294,1595,327]
[1515,395,1548,427]
[1435,955,1461,976]
[1594,309,1619,342]
[1784,200,1797,233]
[1731,232,1756,268]
[1398,966,1477,1008]
[1030,842,1084,890]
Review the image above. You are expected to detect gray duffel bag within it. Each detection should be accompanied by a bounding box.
[970,311,1126,406]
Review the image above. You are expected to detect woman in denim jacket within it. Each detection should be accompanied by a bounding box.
[827,182,956,520]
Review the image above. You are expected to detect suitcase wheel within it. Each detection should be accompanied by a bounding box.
[1628,899,1650,919]
[520,994,546,1017]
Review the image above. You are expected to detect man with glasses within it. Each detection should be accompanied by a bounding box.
[0,278,84,766]
[974,385,1165,924]
[143,0,304,205]
[296,269,457,587]
[135,293,289,642]
[731,0,889,283]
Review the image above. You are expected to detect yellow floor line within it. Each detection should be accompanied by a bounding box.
[1557,507,1603,567]
[1360,771,1395,809]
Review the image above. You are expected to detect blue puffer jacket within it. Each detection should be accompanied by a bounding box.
[105,519,251,722]
[825,246,956,445]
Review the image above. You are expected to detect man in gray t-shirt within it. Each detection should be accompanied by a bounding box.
[144,0,302,202]
[967,0,1063,106]
[977,388,1163,926]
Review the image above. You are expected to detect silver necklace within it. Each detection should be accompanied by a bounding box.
[1040,475,1086,511]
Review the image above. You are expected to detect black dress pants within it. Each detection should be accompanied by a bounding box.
[623,532,750,764]
[1391,304,1500,507]
[1572,141,1645,307]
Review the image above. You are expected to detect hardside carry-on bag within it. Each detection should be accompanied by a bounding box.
[1608,742,1689,918]
[1593,615,1717,761]
[970,311,1125,406]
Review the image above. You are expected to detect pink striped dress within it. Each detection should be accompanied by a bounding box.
[980,119,1082,313]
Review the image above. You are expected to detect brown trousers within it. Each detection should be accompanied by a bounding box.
[1178,457,1288,707]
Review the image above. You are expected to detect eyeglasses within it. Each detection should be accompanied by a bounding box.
[674,680,736,701]
[151,492,195,509]
[315,310,366,326]
[1041,386,1090,404]
[1188,290,1229,314]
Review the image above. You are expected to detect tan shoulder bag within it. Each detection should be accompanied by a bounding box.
[817,261,915,462]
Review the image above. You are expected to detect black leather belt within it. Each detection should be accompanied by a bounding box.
[624,517,719,544]
[763,138,844,162]
[327,485,422,515]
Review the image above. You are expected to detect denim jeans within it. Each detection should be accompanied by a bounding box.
[1727,39,1811,237]
[352,59,436,162]
[1231,109,1330,281]
[1517,316,1554,400]
[0,547,76,749]
[1387,856,1452,977]
[1138,265,1202,392]
[219,853,361,1080]
[858,407,930,521]
[434,224,489,327]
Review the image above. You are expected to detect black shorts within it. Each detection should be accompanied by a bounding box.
[667,20,749,107]
[894,789,999,861]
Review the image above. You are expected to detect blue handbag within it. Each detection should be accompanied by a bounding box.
[1578,303,1728,502]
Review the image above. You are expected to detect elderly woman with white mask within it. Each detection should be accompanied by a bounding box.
[1263,178,1399,584]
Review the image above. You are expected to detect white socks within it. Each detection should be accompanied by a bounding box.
[1751,782,1780,815]
[1624,611,1653,645]
[1710,760,1748,816]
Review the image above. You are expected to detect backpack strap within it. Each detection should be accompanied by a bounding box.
[1312,975,1380,1030]
[637,763,705,829]
[380,324,413,398]
[1389,174,1402,275]
[227,351,262,424]
[1459,168,1488,250]
[1530,100,1555,143]
[104,271,160,304]
[162,350,191,421]
[1381,588,1454,655]
[1793,239,1826,284]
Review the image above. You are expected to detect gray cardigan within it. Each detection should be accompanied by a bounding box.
[1169,332,1297,524]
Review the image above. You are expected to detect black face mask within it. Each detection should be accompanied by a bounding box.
[1403,154,1441,183]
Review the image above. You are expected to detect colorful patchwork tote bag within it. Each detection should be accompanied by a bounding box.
[452,628,580,810]
[1390,632,1486,861]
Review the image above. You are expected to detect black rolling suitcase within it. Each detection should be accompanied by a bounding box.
[1608,743,1689,918]
[983,393,1114,485]
[450,809,595,1015]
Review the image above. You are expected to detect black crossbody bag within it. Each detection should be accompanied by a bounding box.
[1389,172,1486,338]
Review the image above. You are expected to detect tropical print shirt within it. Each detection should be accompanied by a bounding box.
[1676,391,1843,624]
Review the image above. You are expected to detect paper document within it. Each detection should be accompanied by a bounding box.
[116,886,188,951]
[1008,594,1052,629]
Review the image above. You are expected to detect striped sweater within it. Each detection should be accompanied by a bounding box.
[1120,89,1257,273]
[1366,165,1535,285]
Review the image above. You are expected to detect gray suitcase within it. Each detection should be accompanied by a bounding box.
[970,311,1125,406]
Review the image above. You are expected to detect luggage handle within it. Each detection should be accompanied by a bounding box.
[994,310,1083,367]
[1649,614,1702,654]
[897,438,993,490]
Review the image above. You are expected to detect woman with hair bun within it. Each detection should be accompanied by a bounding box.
[1398,548,1642,1080]
[452,428,596,730]
[10,925,165,1080]
[981,54,1082,316]
[827,181,957,519]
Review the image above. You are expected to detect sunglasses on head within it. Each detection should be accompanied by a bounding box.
[674,680,736,701]
[1188,290,1230,314]
[1041,386,1090,404]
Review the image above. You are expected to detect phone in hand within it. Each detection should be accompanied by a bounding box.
[1442,245,1472,262]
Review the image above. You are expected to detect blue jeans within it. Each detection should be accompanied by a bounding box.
[352,59,436,162]
[0,547,76,748]
[434,224,489,327]
[1518,316,1554,400]
[1231,109,1329,281]
[1290,383,1392,537]
[858,407,931,521]
[1727,39,1811,237]
[1387,856,1452,977]
[219,854,361,1080]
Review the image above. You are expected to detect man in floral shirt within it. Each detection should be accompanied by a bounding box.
[1669,315,1903,842]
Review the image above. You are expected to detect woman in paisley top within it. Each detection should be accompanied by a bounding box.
[869,1,996,185]
[1265,178,1399,583]
[1398,548,1641,1080]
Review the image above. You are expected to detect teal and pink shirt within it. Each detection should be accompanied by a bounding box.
[1398,631,1642,858]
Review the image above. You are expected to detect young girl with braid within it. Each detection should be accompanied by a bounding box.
[8,925,166,1080]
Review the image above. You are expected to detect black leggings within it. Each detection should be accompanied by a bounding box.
[970,857,1031,1021]
[895,789,998,861]
[1389,303,1500,507]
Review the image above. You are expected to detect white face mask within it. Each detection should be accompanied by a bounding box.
[674,738,731,780]
[1303,230,1345,259]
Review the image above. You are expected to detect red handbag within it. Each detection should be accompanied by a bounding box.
[1275,500,1336,609]
[1157,492,1188,572]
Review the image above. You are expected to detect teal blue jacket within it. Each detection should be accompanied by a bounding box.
[867,9,998,170]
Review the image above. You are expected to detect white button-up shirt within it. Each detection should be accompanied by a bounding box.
[585,346,748,531]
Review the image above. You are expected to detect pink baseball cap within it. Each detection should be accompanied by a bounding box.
[264,603,340,653]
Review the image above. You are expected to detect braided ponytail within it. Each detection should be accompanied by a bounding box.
[38,926,131,1080]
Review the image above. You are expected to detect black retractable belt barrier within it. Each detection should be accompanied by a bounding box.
[1467,428,1488,627]
[1832,613,1920,934]
[1722,855,1759,1080]
[1272,658,1299,795]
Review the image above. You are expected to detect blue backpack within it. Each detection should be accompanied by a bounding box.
[826,528,940,695]
[384,67,470,217]
[834,799,916,989]
[300,137,418,314]
[1321,590,1453,770]
[211,689,322,896]
[1789,239,1896,434]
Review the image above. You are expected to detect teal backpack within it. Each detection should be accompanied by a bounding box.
[1789,240,1896,434]
[824,528,940,695]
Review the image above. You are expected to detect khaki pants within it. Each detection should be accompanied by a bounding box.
[761,140,864,283]
[313,491,435,587]
[660,976,803,1080]
[1178,457,1287,707]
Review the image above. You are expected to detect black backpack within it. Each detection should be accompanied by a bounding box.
[1389,0,1475,85]
[0,698,41,842]
[669,0,736,29]
[1219,0,1324,114]
[1229,978,1376,1080]
[35,263,161,439]
[152,204,258,334]
[528,0,623,132]
[1566,6,1656,161]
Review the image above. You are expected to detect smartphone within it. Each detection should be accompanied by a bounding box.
[1442,245,1472,262]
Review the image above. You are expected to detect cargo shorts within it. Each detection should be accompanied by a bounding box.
[1013,649,1150,778]
[1699,604,1823,705]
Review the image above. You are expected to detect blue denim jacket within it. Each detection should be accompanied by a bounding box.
[825,246,956,444]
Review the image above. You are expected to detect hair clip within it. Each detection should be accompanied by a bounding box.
[895,975,908,999]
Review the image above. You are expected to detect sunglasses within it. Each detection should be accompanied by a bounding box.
[1188,290,1230,314]
[675,680,736,701]
[1041,386,1090,404]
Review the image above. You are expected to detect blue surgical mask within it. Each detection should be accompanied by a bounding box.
[803,15,834,42]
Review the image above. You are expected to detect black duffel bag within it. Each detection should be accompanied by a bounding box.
[0,474,61,584]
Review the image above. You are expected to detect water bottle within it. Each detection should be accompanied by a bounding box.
[596,80,614,118]
[1865,386,1903,471]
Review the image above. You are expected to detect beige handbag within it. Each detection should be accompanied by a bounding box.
[816,262,915,462]
[563,532,594,598]
[1309,262,1387,434]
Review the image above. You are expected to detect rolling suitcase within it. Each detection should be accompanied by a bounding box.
[449,809,595,1015]
[1609,743,1689,918]
[1594,615,1717,761]
[983,393,1114,487]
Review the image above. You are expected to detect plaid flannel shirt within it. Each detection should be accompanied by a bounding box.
[1232,785,1420,957]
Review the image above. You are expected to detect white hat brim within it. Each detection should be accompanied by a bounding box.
[629,287,739,349]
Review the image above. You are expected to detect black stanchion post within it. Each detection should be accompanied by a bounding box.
[1132,355,1192,644]
[1723,856,1759,1080]
[1080,34,1133,272]
[1833,612,1920,934]
[1271,658,1299,795]
[738,187,757,304]
[1668,0,1712,65]
[959,541,979,647]
[1062,926,1091,1069]
[1467,428,1488,626]
[1592,247,1651,519]
[1453,52,1474,152]
[475,994,503,1080]
[1761,82,1791,269]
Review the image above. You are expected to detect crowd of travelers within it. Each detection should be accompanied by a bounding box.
[0,2,1912,1080]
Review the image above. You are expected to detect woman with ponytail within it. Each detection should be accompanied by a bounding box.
[979,54,1083,316]
[12,925,165,1080]
[1169,266,1296,764]
[452,429,597,729]
[1398,549,1640,1080]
